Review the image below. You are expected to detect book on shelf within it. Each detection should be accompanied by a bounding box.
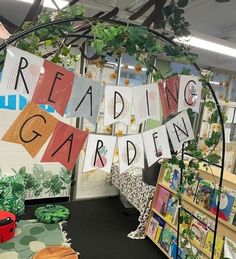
[224,237,236,259]
[194,211,215,230]
[154,186,170,216]
[163,165,180,191]
[160,226,174,253]
[210,190,235,222]
[147,216,159,241]
[223,187,236,225]
[233,212,236,227]
[204,231,224,259]
[165,195,177,223]
[195,179,214,210]
[184,176,199,200]
[154,226,162,244]
[190,217,209,247]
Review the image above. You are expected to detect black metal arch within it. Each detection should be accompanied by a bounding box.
[0,16,225,259]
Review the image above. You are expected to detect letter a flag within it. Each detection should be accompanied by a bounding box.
[104,86,132,126]
[2,102,58,157]
[41,121,88,171]
[32,60,75,116]
[142,125,171,167]
[165,110,194,151]
[177,75,202,113]
[83,134,117,173]
[117,134,144,173]
[1,47,44,97]
[66,76,103,124]
[159,76,179,119]
[133,83,160,124]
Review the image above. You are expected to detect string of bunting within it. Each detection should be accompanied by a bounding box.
[0,46,202,172]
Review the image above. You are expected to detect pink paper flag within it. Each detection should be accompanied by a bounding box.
[41,121,88,171]
[0,23,11,39]
[159,76,179,119]
[32,60,75,116]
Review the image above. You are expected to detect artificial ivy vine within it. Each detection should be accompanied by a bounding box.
[0,2,228,258]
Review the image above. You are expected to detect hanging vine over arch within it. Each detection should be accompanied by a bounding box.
[0,2,227,259]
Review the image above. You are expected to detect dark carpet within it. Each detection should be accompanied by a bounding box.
[21,197,167,259]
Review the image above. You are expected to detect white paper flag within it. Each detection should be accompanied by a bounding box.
[142,125,171,167]
[166,110,194,151]
[224,237,236,259]
[118,134,144,173]
[133,83,160,124]
[83,134,117,173]
[104,86,132,126]
[178,75,202,113]
[1,46,44,97]
[66,76,103,124]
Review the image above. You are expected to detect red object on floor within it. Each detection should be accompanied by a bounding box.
[0,211,16,243]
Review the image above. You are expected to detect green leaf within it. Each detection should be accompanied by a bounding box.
[206,153,221,164]
[61,46,70,56]
[44,39,53,46]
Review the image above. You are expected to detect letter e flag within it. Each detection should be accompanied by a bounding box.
[41,121,88,171]
[32,60,74,116]
[2,102,58,157]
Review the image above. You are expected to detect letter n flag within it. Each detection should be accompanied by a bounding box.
[41,121,89,171]
[1,102,58,157]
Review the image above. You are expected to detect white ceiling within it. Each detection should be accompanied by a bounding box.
[0,0,236,72]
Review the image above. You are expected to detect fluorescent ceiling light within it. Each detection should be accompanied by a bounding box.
[174,36,236,58]
[18,0,69,9]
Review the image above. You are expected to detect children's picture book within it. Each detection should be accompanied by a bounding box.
[210,190,235,221]
[224,237,236,259]
[170,168,180,191]
[154,226,162,244]
[233,212,236,226]
[184,177,199,201]
[194,211,215,230]
[155,214,166,228]
[223,187,236,225]
[147,216,159,240]
[190,218,208,246]
[195,179,214,210]
[155,186,170,216]
[163,168,173,187]
[160,226,174,253]
[204,231,224,259]
[165,195,177,223]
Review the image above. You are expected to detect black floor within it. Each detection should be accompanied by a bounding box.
[21,197,167,259]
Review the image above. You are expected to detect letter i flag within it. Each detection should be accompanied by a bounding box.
[32,60,75,116]
[117,134,144,173]
[1,102,58,157]
[41,121,89,171]
[0,47,44,97]
[83,134,117,173]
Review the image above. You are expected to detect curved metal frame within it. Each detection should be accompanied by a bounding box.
[0,17,225,259]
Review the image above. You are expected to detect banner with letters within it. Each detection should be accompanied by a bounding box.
[0,46,200,172]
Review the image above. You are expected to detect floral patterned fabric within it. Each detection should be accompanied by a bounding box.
[0,175,25,216]
[110,164,155,239]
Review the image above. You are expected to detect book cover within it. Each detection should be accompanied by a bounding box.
[154,226,162,244]
[155,186,170,216]
[210,190,235,221]
[147,216,159,240]
[163,168,173,187]
[194,211,215,229]
[195,179,214,210]
[190,218,208,246]
[170,168,181,191]
[160,226,173,253]
[224,237,236,259]
[155,214,166,228]
[165,195,177,223]
[204,231,223,259]
[233,212,236,226]
[223,187,236,224]
[184,177,199,200]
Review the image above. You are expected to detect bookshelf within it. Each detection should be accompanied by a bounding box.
[145,163,236,258]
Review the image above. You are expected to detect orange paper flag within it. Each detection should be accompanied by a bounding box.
[2,102,58,157]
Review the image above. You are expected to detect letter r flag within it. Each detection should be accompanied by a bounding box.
[1,102,58,157]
